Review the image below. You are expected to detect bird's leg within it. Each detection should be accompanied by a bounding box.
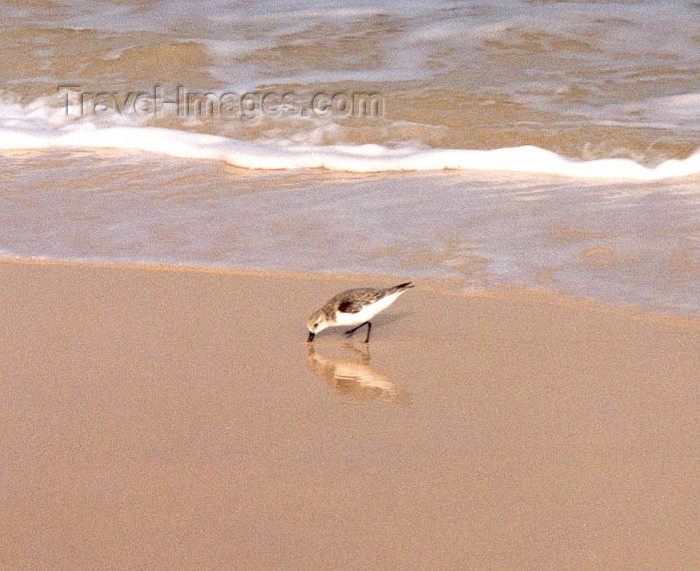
[363,321,372,343]
[344,322,363,336]
[345,321,371,341]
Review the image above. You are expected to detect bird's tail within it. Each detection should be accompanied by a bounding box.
[385,282,414,295]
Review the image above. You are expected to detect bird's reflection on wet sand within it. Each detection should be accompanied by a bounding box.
[306,344,409,404]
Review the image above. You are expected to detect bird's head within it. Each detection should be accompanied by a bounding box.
[306,309,329,342]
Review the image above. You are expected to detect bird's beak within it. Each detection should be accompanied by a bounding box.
[307,331,315,342]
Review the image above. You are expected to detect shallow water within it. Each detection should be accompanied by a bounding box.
[1,151,697,314]
[0,0,698,313]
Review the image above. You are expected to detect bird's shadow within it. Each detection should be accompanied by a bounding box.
[372,310,411,328]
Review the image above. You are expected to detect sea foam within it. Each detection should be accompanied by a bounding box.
[1,123,699,181]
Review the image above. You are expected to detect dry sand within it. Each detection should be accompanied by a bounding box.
[0,259,698,570]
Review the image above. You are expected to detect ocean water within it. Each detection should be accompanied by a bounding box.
[0,0,698,313]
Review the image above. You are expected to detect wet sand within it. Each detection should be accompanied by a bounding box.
[1,260,698,569]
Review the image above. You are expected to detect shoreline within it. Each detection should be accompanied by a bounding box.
[2,255,698,327]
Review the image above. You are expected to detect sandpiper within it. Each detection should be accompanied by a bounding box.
[306,282,413,343]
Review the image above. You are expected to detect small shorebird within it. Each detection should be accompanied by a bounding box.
[306,282,413,343]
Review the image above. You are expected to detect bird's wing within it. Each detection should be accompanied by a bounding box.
[337,299,364,313]
[335,288,378,313]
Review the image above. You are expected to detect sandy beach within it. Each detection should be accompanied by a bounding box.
[0,259,697,569]
[2,1,699,568]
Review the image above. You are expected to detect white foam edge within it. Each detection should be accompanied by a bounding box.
[0,125,699,180]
